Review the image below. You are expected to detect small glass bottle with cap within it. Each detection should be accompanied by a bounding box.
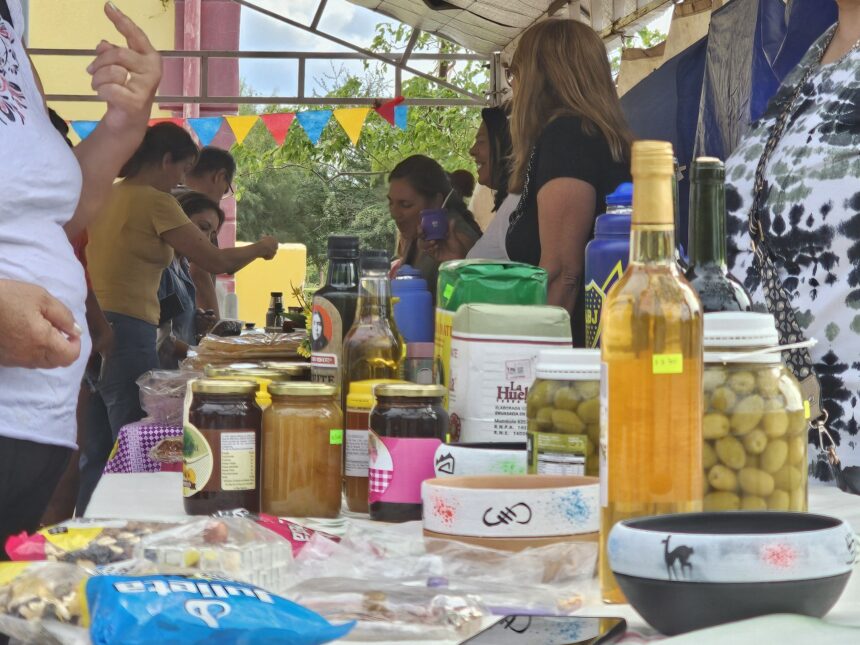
[526,349,601,477]
[183,379,262,515]
[369,383,448,522]
[262,382,343,518]
[702,313,807,512]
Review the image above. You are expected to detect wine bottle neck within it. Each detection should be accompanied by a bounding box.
[631,168,676,265]
[688,179,727,268]
[326,258,359,289]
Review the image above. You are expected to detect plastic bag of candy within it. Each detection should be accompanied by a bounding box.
[86,574,354,645]
[212,509,340,557]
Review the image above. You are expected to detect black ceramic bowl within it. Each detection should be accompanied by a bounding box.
[608,512,856,635]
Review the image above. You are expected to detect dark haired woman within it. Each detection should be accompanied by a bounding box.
[87,123,277,437]
[467,106,517,261]
[387,154,482,298]
[157,192,225,369]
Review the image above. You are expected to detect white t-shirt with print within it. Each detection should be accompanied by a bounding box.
[0,0,90,448]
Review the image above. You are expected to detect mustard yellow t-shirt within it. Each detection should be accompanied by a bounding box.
[87,182,192,325]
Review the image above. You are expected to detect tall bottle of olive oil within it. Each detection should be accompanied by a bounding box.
[343,250,405,397]
[599,141,704,604]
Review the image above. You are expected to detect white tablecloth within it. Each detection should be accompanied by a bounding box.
[87,474,860,643]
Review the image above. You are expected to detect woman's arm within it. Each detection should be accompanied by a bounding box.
[189,262,221,317]
[161,223,278,275]
[60,4,162,238]
[536,177,596,318]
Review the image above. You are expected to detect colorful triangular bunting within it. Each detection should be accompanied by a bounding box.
[148,117,185,127]
[187,117,224,147]
[260,113,295,146]
[333,107,370,146]
[295,110,333,145]
[394,105,408,131]
[71,121,98,140]
[375,96,405,127]
[225,115,259,145]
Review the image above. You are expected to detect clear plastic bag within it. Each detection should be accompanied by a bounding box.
[182,331,307,370]
[0,562,90,645]
[136,517,293,594]
[286,577,487,642]
[290,520,594,621]
[137,370,198,425]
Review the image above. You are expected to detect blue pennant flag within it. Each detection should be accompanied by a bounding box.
[296,110,333,145]
[394,105,408,131]
[187,117,224,146]
[71,121,99,140]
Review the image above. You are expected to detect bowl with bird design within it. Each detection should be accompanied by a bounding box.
[607,512,856,635]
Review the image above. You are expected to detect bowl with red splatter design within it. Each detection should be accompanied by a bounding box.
[608,512,857,635]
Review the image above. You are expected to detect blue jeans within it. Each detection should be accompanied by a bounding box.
[77,312,159,513]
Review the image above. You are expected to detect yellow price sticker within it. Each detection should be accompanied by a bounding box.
[442,284,454,302]
[330,429,344,445]
[804,400,811,420]
[652,353,684,375]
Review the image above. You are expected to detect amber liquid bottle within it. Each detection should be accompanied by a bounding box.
[684,157,752,313]
[599,141,704,604]
[343,250,405,403]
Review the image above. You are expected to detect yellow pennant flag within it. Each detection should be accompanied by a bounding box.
[333,107,371,146]
[225,115,259,145]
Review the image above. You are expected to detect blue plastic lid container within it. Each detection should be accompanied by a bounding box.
[392,265,434,344]
[605,182,633,208]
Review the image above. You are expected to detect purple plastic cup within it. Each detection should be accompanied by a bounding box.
[420,208,449,241]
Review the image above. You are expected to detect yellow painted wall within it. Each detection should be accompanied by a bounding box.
[234,244,308,327]
[28,0,174,123]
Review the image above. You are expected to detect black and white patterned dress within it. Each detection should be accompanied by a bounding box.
[726,25,860,480]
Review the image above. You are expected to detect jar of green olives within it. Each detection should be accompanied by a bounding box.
[526,349,600,477]
[703,313,808,512]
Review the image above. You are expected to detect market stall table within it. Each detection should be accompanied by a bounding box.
[87,474,860,643]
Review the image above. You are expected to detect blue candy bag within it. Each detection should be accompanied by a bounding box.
[85,575,354,644]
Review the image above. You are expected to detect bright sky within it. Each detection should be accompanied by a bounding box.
[238,1,675,99]
[238,0,396,98]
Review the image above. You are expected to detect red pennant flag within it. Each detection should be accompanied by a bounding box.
[261,113,296,146]
[375,97,405,127]
[148,117,185,128]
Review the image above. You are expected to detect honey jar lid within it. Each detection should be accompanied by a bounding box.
[268,382,336,397]
[374,384,447,398]
[191,379,259,395]
[263,361,311,376]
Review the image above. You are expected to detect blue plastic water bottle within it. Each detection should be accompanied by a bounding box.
[391,265,434,344]
[584,183,632,348]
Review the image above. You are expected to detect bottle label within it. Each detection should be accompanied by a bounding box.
[528,432,588,476]
[220,432,256,491]
[585,261,625,348]
[310,297,344,392]
[345,429,369,477]
[368,431,440,504]
[183,423,213,498]
[599,362,609,508]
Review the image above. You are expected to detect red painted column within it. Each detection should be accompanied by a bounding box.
[183,0,201,119]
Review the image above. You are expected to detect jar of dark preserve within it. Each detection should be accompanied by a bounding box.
[368,384,448,522]
[183,379,262,515]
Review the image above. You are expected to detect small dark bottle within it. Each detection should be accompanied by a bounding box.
[265,292,285,331]
[311,236,361,409]
[685,157,752,313]
[183,379,262,515]
[368,384,448,522]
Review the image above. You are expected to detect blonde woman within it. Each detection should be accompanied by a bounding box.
[506,19,633,346]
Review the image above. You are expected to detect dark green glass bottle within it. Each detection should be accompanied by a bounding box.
[684,157,752,313]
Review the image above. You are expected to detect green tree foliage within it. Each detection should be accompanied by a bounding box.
[232,23,488,282]
[610,26,668,78]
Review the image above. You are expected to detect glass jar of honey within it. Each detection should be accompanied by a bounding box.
[262,383,343,518]
[344,379,405,513]
[369,384,448,522]
[183,379,262,515]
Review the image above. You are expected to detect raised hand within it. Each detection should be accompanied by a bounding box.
[87,2,162,134]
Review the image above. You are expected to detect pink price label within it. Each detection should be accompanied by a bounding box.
[368,433,441,504]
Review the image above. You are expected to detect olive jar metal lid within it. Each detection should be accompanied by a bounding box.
[191,379,259,395]
[704,312,780,348]
[268,382,336,397]
[374,384,448,398]
[535,348,600,381]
